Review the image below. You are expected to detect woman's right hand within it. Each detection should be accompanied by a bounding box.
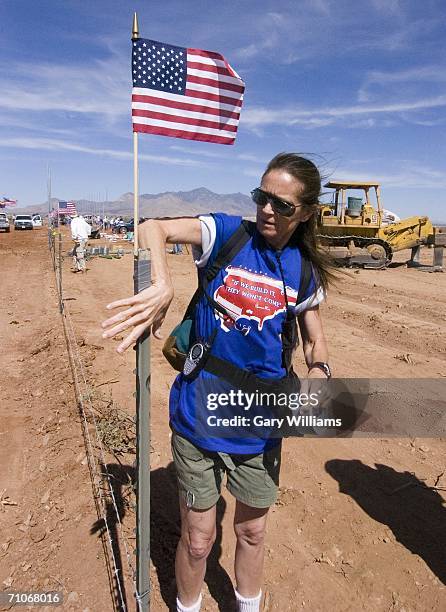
[101,280,174,353]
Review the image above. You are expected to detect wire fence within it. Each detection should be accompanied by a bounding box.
[48,227,142,612]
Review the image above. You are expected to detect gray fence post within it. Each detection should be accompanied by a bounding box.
[433,246,444,271]
[58,232,63,313]
[134,249,151,611]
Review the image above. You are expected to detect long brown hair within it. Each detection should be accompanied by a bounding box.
[263,152,336,293]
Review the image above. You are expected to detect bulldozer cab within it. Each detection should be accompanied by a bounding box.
[320,181,382,228]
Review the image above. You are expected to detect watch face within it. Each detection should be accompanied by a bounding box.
[190,343,204,361]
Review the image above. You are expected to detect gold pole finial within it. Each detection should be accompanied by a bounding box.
[132,12,140,40]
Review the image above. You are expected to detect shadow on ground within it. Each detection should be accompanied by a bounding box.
[325,459,446,585]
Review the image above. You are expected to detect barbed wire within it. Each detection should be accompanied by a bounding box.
[49,230,142,612]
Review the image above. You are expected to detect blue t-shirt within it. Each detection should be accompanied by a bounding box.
[169,213,321,454]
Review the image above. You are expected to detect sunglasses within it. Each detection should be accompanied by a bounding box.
[251,187,299,218]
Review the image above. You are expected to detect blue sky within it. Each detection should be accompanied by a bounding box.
[1,0,445,220]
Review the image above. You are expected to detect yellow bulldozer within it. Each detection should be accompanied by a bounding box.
[317,181,444,268]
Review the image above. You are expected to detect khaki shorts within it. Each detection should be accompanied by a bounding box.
[171,430,282,510]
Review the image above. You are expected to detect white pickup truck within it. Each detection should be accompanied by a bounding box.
[0,212,10,232]
[14,214,34,230]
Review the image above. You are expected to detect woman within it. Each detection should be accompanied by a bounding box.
[102,153,333,612]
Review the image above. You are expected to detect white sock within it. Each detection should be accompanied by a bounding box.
[234,589,262,612]
[176,593,202,612]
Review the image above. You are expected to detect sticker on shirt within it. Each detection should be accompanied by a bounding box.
[213,266,297,333]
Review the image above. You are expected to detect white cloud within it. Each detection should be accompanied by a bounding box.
[370,0,402,14]
[327,164,446,190]
[242,95,446,130]
[0,56,129,119]
[233,33,279,61]
[1,137,210,167]
[169,144,227,159]
[358,65,446,102]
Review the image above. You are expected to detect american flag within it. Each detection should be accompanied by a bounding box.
[58,201,77,216]
[0,197,17,208]
[131,37,245,145]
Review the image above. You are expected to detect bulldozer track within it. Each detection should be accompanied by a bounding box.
[317,234,393,267]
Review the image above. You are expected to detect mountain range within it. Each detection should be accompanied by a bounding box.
[15,187,254,218]
[11,189,446,226]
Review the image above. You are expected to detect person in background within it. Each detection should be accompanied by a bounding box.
[71,213,92,273]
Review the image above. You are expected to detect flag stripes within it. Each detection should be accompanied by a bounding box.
[131,38,245,145]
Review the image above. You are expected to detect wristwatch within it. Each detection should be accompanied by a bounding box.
[308,362,332,379]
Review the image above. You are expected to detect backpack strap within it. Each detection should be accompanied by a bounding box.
[203,220,254,286]
[182,219,254,320]
[282,254,314,372]
[296,255,313,306]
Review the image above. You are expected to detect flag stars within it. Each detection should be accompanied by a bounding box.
[132,40,189,95]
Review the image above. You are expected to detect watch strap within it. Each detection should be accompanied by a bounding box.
[308,362,331,379]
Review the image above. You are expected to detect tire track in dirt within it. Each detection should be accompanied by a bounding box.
[0,230,113,611]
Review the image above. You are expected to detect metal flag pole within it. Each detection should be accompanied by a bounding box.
[47,164,52,247]
[132,12,151,612]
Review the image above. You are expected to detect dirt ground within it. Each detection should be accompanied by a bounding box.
[0,227,445,612]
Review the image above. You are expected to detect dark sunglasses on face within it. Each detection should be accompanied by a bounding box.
[251,187,299,218]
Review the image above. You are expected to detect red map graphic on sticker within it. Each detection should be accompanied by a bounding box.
[213,266,297,331]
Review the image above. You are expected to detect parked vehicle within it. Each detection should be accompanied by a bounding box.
[32,214,43,228]
[112,217,147,234]
[14,214,34,230]
[0,212,10,233]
